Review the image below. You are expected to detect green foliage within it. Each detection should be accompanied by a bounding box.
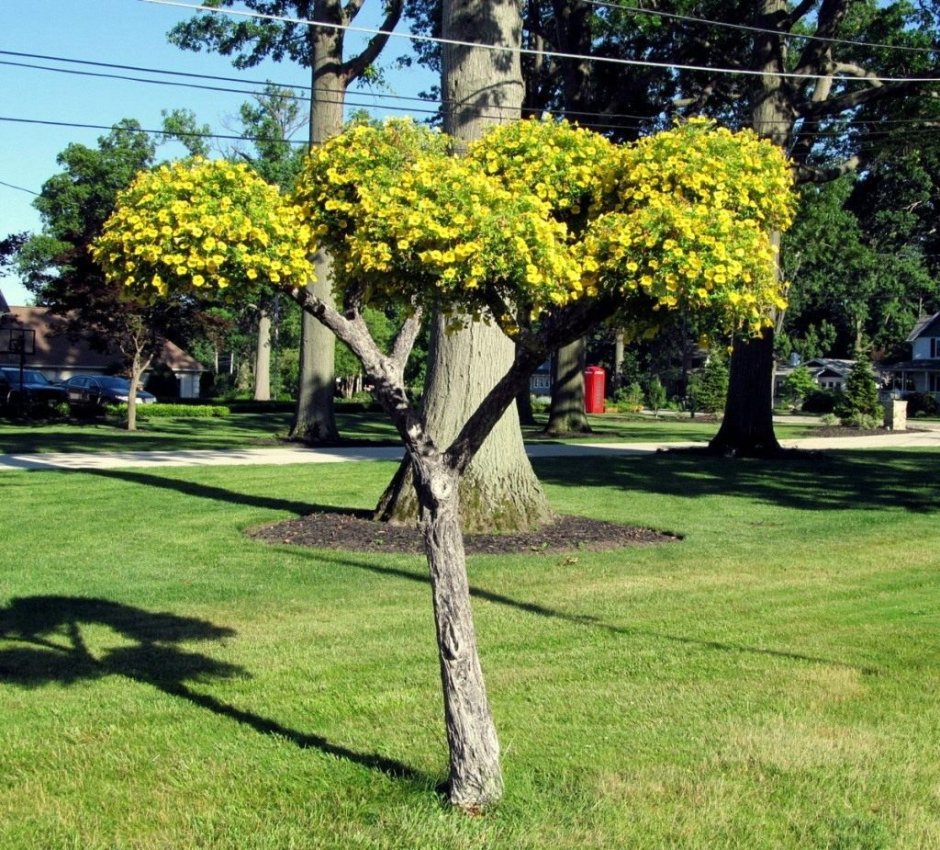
[835,355,882,425]
[687,354,729,414]
[802,389,838,414]
[131,403,232,419]
[781,365,818,408]
[646,377,667,412]
[614,381,645,412]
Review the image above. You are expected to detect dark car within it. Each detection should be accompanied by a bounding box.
[63,375,157,413]
[0,366,68,412]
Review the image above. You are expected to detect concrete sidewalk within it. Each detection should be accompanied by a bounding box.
[1,429,939,472]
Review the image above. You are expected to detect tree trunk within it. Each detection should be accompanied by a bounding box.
[412,455,503,809]
[709,326,780,455]
[375,314,554,531]
[253,307,272,402]
[126,350,150,433]
[375,0,552,531]
[545,337,590,435]
[289,9,345,443]
[612,331,624,393]
[709,0,792,455]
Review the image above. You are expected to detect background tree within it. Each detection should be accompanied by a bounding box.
[375,0,558,531]
[781,363,817,409]
[835,352,882,426]
[14,120,203,430]
[96,118,794,809]
[171,0,404,442]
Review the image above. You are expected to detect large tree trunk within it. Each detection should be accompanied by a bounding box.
[375,314,554,531]
[709,325,780,455]
[412,455,503,809]
[289,8,344,443]
[253,307,272,402]
[545,337,590,435]
[375,0,553,531]
[708,0,791,456]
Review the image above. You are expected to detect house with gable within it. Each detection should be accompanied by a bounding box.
[882,311,940,399]
[0,295,204,398]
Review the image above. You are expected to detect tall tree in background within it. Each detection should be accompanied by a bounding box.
[375,0,557,531]
[14,120,199,431]
[170,0,404,440]
[678,0,940,454]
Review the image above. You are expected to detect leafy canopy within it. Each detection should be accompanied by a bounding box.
[94,118,794,340]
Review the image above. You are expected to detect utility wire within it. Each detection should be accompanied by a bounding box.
[0,179,39,195]
[0,49,439,107]
[141,0,940,84]
[586,0,940,55]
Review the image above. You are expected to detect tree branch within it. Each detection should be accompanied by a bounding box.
[341,0,405,84]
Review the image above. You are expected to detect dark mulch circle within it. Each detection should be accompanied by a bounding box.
[248,511,678,556]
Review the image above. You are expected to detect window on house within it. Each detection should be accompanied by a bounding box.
[931,338,940,358]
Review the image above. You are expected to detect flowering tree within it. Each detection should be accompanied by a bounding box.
[95,117,793,810]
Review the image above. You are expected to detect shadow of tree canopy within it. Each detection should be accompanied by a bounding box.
[0,595,422,782]
[532,449,940,514]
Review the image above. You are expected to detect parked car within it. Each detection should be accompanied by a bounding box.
[63,375,157,413]
[0,366,68,412]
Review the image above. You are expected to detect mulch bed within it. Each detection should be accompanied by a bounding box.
[248,512,677,556]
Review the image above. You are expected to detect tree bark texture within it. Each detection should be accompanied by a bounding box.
[412,457,503,809]
[290,6,346,442]
[253,308,272,402]
[375,315,554,531]
[376,0,552,531]
[709,325,780,455]
[545,337,591,434]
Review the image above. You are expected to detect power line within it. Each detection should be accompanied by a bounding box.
[0,49,439,107]
[0,115,311,145]
[142,0,940,84]
[587,0,940,56]
[0,179,39,196]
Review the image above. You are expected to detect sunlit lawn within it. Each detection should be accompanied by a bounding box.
[1,448,937,849]
[0,408,821,454]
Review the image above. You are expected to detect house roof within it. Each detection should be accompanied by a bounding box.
[0,305,204,373]
[883,359,940,373]
[0,290,10,316]
[906,312,940,343]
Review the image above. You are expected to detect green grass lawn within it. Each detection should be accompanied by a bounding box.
[1,450,938,849]
[0,409,820,454]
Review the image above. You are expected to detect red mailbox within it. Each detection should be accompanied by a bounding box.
[583,365,606,414]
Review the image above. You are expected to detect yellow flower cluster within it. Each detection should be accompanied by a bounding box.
[95,116,795,342]
[296,121,581,324]
[468,118,619,228]
[93,158,313,300]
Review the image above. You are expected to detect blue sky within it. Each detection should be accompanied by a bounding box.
[0,0,433,305]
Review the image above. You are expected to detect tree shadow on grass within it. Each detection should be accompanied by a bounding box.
[0,595,423,782]
[294,551,879,675]
[83,468,373,520]
[533,449,940,514]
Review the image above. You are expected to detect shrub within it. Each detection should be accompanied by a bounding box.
[116,403,232,419]
[835,355,880,425]
[903,392,939,417]
[646,377,667,413]
[613,382,645,412]
[687,356,728,414]
[781,365,817,409]
[802,389,837,414]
